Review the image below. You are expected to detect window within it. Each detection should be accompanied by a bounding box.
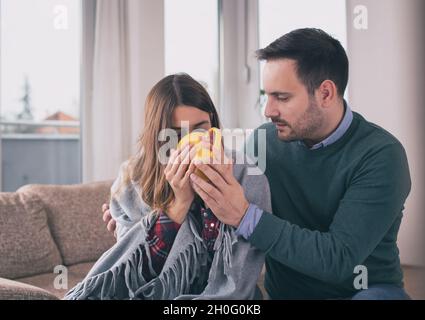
[164,0,219,105]
[0,0,81,191]
[258,0,348,111]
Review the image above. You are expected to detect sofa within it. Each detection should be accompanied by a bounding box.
[0,179,269,300]
[0,181,115,300]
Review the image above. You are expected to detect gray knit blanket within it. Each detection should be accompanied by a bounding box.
[64,151,271,300]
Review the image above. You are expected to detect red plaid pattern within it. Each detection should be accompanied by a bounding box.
[141,200,220,282]
[200,207,220,252]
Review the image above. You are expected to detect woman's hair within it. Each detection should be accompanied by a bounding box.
[116,73,220,212]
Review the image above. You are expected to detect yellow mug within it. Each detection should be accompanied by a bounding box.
[177,127,222,181]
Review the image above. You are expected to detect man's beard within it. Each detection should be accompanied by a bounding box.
[272,98,324,142]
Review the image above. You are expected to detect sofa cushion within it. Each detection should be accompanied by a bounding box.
[0,192,63,279]
[17,262,94,299]
[0,277,59,300]
[18,181,115,265]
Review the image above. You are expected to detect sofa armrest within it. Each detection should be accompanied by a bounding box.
[0,277,58,300]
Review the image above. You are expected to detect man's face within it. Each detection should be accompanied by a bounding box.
[262,59,324,142]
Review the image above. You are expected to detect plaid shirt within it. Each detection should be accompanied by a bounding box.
[141,199,220,282]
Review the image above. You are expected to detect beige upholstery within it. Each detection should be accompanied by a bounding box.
[0,277,58,300]
[18,181,115,265]
[17,262,94,299]
[0,192,62,279]
[0,180,114,299]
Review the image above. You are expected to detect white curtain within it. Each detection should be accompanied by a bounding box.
[82,0,164,182]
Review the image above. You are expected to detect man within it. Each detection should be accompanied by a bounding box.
[104,28,411,299]
[188,28,412,299]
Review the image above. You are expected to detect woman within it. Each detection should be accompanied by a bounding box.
[64,73,271,300]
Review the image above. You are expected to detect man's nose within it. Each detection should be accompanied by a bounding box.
[264,100,279,119]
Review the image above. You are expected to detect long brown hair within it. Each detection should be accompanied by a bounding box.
[116,73,220,212]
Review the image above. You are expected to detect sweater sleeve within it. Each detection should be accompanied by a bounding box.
[247,143,411,284]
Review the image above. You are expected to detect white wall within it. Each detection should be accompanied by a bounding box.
[346,0,425,266]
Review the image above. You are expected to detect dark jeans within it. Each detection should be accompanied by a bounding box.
[351,284,411,300]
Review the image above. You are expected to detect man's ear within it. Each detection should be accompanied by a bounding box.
[317,80,337,108]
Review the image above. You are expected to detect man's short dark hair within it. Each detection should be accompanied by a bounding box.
[256,28,348,97]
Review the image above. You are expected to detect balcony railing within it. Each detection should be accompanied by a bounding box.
[1,120,80,139]
[0,120,81,192]
[0,119,80,127]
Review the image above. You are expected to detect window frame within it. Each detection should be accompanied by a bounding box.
[218,0,263,129]
[0,1,3,190]
[81,0,96,184]
[0,0,84,191]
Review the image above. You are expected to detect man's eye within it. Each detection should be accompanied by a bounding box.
[277,97,289,102]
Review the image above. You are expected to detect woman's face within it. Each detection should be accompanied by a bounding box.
[171,105,212,140]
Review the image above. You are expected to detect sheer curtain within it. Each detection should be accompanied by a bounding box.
[82,0,164,183]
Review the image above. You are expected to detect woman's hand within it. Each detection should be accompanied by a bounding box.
[164,143,198,224]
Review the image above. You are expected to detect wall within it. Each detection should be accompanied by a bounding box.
[346,0,425,266]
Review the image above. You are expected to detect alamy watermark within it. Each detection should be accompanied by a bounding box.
[53,4,68,30]
[353,5,368,30]
[353,265,368,290]
[156,122,267,176]
[53,265,68,290]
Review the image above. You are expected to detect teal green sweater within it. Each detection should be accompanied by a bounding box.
[246,112,411,299]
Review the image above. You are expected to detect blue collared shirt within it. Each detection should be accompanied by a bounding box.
[236,101,353,239]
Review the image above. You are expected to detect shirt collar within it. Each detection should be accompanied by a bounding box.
[300,100,353,150]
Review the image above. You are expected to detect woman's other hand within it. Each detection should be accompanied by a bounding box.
[164,143,198,224]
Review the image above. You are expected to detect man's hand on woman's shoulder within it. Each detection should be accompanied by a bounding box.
[102,203,117,238]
